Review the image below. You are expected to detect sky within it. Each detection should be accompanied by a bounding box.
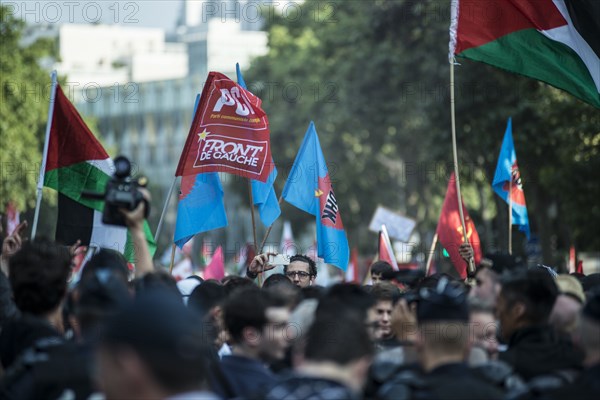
[1,0,182,31]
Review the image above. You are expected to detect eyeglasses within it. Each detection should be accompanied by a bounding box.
[285,271,311,279]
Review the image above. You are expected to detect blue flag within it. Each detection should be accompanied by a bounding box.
[174,95,228,248]
[282,122,350,271]
[492,118,530,239]
[237,63,281,227]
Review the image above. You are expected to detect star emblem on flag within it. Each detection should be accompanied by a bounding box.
[314,189,323,197]
[198,128,210,142]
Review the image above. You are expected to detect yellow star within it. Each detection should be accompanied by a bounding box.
[198,128,210,142]
[315,189,324,197]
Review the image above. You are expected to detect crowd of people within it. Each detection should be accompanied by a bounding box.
[0,201,599,399]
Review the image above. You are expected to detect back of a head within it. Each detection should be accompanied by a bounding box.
[262,273,293,289]
[222,276,256,297]
[317,283,376,321]
[301,285,325,301]
[75,268,131,339]
[304,312,374,365]
[9,238,72,315]
[188,281,226,318]
[81,248,129,284]
[417,277,470,353]
[99,291,209,394]
[580,290,600,360]
[501,268,559,325]
[263,275,301,309]
[582,273,600,294]
[133,271,180,299]
[223,287,268,344]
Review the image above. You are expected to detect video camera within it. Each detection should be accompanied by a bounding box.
[82,156,150,227]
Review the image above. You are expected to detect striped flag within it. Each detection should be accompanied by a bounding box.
[43,85,155,260]
[450,0,599,108]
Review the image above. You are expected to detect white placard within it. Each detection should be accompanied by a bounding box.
[368,206,416,242]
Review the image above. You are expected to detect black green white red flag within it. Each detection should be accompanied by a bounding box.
[43,84,156,261]
[450,0,600,108]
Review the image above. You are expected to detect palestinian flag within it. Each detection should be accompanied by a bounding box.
[43,84,156,261]
[450,0,600,108]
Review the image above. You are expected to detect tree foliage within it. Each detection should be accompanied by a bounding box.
[0,5,56,210]
[246,0,599,263]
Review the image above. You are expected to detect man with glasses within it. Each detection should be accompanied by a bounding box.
[283,255,317,288]
[247,253,317,288]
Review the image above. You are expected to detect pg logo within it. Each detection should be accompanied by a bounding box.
[213,87,253,117]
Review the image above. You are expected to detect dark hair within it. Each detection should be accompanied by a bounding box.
[501,268,559,324]
[222,276,256,297]
[284,254,317,277]
[316,283,375,321]
[263,276,301,309]
[304,312,374,365]
[133,271,180,298]
[301,285,325,301]
[223,287,269,343]
[370,261,393,276]
[75,269,131,338]
[188,281,226,318]
[9,238,72,315]
[100,292,209,393]
[371,282,400,303]
[81,248,130,283]
[262,273,293,289]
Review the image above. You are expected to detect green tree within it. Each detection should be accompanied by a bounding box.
[1,5,56,211]
[246,0,599,264]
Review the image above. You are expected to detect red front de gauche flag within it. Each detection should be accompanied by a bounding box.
[176,72,273,182]
[436,173,482,279]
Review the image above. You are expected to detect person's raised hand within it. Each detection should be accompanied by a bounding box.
[119,188,151,230]
[248,252,278,275]
[2,221,27,260]
[459,243,474,262]
[1,220,28,276]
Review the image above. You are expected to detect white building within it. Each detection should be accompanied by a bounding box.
[24,0,277,249]
[56,24,188,86]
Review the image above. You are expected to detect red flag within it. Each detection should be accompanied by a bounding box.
[436,173,482,279]
[204,246,225,280]
[576,260,584,275]
[176,72,273,182]
[568,245,576,273]
[378,225,399,270]
[345,248,360,283]
[5,202,20,236]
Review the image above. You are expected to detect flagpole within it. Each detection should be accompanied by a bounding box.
[169,243,177,275]
[248,181,258,253]
[508,178,513,255]
[32,70,58,239]
[449,62,475,276]
[258,195,284,253]
[154,176,178,242]
[425,233,438,276]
